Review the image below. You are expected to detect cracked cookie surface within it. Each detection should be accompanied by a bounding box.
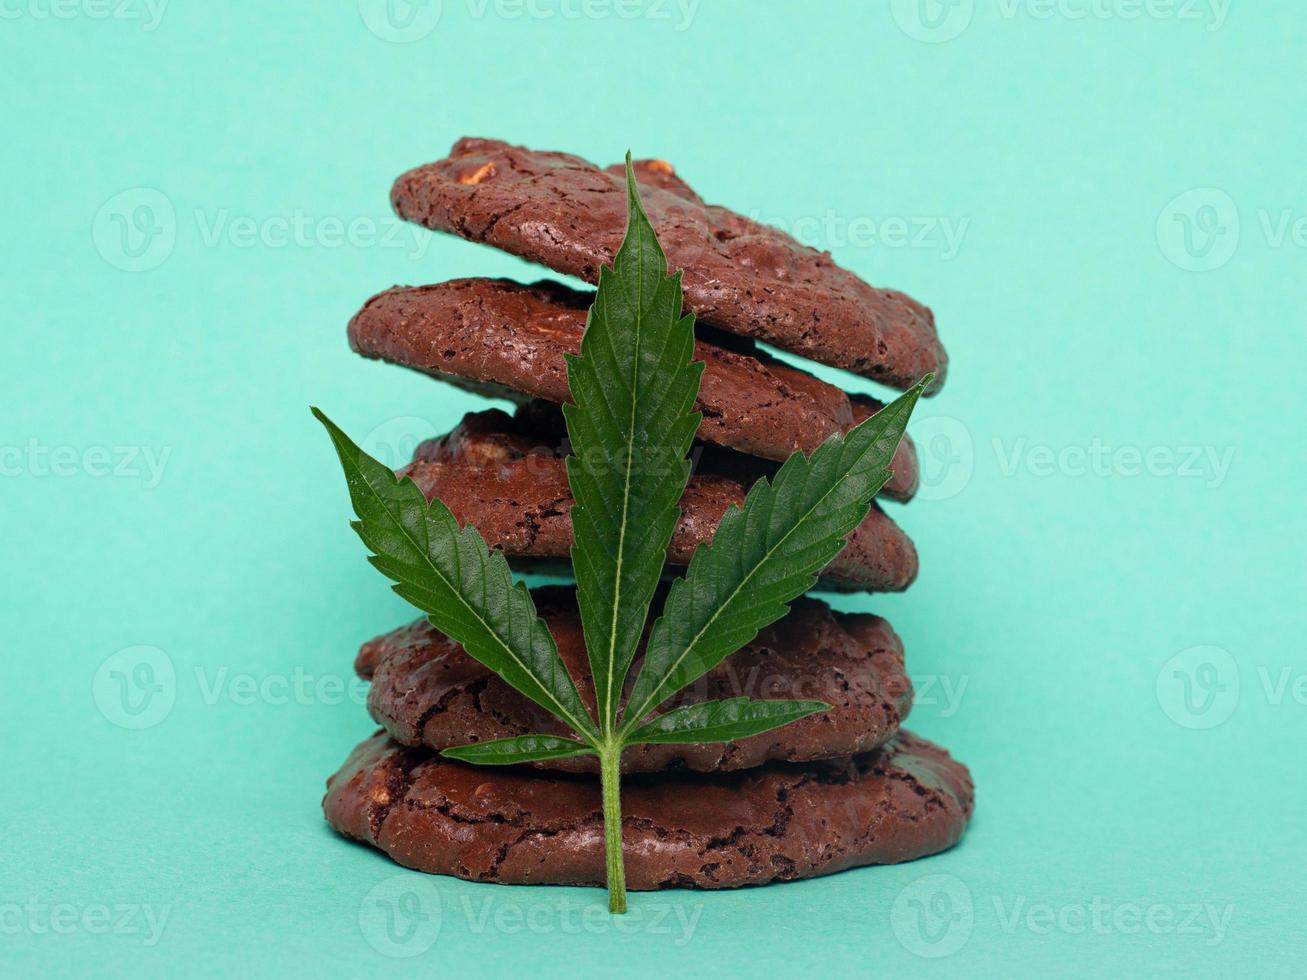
[356,586,914,773]
[348,277,919,497]
[322,729,972,889]
[397,405,919,588]
[388,138,947,391]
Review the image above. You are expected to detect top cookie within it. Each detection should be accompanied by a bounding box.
[389,138,947,391]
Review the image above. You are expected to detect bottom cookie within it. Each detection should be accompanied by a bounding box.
[323,730,973,890]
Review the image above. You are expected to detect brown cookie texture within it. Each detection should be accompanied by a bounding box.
[355,586,913,773]
[388,138,947,391]
[322,730,973,890]
[397,406,918,588]
[348,276,920,494]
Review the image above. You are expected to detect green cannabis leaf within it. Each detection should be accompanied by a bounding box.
[316,154,929,915]
[625,697,832,745]
[440,734,594,765]
[563,153,704,738]
[311,409,599,745]
[621,380,929,731]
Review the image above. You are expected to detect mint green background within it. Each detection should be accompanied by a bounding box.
[3,1,1304,976]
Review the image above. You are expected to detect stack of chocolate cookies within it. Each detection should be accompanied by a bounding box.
[323,139,973,890]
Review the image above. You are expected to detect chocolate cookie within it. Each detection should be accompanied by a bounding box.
[323,730,972,889]
[348,277,920,494]
[356,586,913,773]
[399,406,918,589]
[389,138,947,391]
